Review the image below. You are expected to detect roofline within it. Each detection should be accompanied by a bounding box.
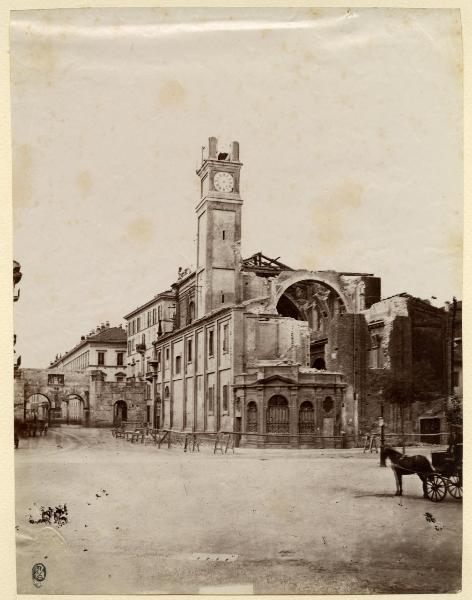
[171,270,196,289]
[49,330,126,368]
[124,291,175,319]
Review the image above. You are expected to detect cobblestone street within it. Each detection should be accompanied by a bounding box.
[15,426,462,594]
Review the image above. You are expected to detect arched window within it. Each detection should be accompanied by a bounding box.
[266,395,289,433]
[164,386,170,398]
[299,401,315,433]
[247,401,258,432]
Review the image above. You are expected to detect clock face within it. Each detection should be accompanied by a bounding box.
[213,171,234,193]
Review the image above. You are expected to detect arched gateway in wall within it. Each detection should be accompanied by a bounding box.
[25,394,51,423]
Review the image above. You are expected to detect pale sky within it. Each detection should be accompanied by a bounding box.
[11,7,463,368]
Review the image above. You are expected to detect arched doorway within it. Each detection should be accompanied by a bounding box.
[113,400,127,426]
[68,395,85,424]
[247,401,258,432]
[299,401,315,434]
[266,396,289,433]
[25,394,51,423]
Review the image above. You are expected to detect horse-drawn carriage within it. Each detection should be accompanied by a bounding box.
[426,439,462,502]
[383,429,462,503]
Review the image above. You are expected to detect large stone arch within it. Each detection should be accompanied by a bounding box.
[18,368,91,425]
[62,393,87,424]
[268,270,354,314]
[25,393,51,423]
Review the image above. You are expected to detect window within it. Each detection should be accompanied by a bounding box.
[152,308,157,325]
[116,373,126,382]
[132,320,136,335]
[187,339,193,363]
[188,301,195,324]
[222,323,229,353]
[222,384,229,412]
[164,386,170,398]
[222,230,225,240]
[97,352,105,366]
[208,386,214,414]
[137,317,141,332]
[175,355,181,374]
[208,330,214,357]
[165,347,170,362]
[127,341,131,355]
[141,333,146,346]
[131,339,135,352]
[221,293,225,304]
[368,332,384,369]
[48,374,64,386]
[117,352,124,366]
[147,311,151,327]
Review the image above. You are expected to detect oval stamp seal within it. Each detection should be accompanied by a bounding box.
[32,563,47,588]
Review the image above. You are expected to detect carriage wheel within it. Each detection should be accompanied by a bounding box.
[447,475,463,500]
[425,474,447,502]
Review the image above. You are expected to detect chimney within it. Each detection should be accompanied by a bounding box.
[230,141,239,162]
[208,136,217,159]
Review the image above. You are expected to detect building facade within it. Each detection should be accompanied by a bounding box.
[123,137,451,446]
[49,322,127,382]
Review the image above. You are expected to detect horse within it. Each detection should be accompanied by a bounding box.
[382,446,434,498]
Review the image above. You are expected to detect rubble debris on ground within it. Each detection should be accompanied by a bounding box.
[28,504,68,526]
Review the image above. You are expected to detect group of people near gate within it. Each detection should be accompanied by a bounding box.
[14,416,49,448]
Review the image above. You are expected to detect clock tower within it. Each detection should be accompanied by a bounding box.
[195,137,243,318]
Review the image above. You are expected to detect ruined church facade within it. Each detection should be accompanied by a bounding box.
[126,138,448,446]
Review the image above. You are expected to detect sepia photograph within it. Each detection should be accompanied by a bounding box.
[9,6,463,595]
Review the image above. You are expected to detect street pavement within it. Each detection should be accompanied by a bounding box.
[15,426,462,594]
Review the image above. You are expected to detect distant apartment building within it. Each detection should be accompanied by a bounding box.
[124,291,176,380]
[49,322,127,382]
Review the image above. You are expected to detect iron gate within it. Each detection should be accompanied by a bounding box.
[298,401,315,434]
[266,396,289,434]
